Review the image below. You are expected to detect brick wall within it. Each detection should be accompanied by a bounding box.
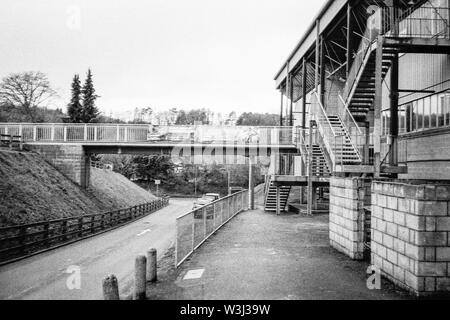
[26,144,89,188]
[329,177,372,260]
[371,180,450,296]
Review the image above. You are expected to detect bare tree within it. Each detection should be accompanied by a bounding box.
[0,71,57,122]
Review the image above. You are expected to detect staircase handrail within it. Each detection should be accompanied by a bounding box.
[298,128,309,166]
[338,93,363,136]
[310,91,338,169]
[336,94,363,162]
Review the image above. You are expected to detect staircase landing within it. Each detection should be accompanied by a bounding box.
[272,175,330,187]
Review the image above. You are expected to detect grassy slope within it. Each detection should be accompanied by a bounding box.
[89,168,156,210]
[0,150,155,227]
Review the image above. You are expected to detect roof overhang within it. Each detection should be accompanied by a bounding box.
[274,0,349,89]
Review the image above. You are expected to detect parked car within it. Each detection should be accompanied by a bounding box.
[192,193,220,210]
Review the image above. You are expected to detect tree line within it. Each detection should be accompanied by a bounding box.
[0,70,279,126]
[97,154,265,197]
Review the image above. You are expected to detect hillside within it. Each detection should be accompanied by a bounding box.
[0,150,156,227]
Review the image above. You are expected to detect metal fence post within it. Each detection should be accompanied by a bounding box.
[64,126,67,142]
[191,213,195,253]
[78,217,83,237]
[33,126,37,141]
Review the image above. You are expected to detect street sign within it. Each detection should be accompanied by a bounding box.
[155,180,161,185]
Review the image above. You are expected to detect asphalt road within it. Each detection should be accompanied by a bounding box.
[0,198,194,300]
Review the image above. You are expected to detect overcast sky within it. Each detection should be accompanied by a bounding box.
[0,0,326,117]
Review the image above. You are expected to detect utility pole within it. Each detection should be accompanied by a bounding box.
[248,157,255,210]
[194,165,198,197]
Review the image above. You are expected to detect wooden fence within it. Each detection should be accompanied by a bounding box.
[0,197,170,265]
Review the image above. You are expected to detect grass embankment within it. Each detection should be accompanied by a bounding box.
[0,150,156,227]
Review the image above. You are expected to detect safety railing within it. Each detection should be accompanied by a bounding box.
[310,91,338,170]
[275,153,299,176]
[175,190,248,267]
[343,5,449,105]
[337,94,364,161]
[0,123,297,147]
[298,128,309,167]
[0,197,170,265]
[382,6,450,39]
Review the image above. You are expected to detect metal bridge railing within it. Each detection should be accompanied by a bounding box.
[0,123,297,147]
[175,190,248,267]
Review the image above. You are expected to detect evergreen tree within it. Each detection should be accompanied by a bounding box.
[67,74,82,122]
[81,69,99,123]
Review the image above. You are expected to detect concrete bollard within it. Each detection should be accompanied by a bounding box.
[146,248,157,282]
[103,274,120,300]
[134,255,147,300]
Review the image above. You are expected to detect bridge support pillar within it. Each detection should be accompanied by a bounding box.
[26,144,90,189]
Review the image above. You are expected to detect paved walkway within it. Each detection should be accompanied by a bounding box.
[149,206,412,300]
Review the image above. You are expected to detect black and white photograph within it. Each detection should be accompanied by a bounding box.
[0,0,450,310]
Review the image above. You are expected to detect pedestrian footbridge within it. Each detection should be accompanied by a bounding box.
[0,123,299,188]
[0,123,298,156]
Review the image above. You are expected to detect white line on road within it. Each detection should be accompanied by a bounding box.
[137,229,151,237]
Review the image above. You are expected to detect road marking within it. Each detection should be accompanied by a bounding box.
[137,229,151,237]
[183,269,205,280]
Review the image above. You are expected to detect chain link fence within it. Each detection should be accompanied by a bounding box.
[175,190,249,267]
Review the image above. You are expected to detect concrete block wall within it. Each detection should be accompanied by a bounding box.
[329,177,372,260]
[26,144,89,188]
[371,180,450,296]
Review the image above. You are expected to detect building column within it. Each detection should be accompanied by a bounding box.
[307,121,315,216]
[280,90,284,126]
[389,53,399,167]
[373,36,384,178]
[315,20,320,92]
[346,1,354,77]
[319,36,326,106]
[289,75,294,126]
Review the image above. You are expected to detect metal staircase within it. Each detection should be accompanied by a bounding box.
[310,144,331,176]
[327,115,362,165]
[298,133,331,177]
[310,92,363,171]
[264,180,291,212]
[341,39,399,121]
